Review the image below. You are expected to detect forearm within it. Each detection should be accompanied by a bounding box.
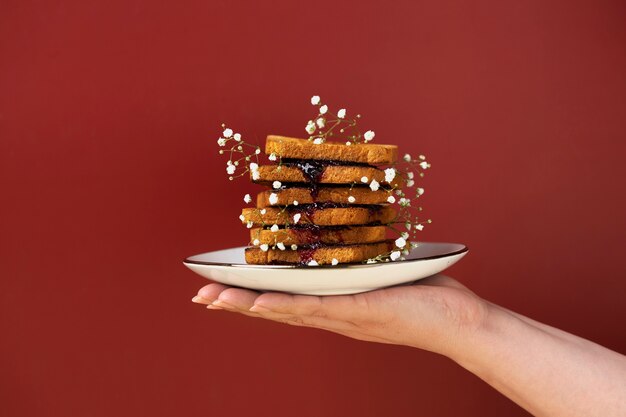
[450,303,626,417]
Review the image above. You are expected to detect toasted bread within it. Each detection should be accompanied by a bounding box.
[250,225,386,246]
[257,187,391,207]
[265,136,397,165]
[252,164,403,187]
[241,206,396,226]
[245,241,394,265]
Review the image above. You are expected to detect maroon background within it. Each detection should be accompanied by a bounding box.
[1,1,625,416]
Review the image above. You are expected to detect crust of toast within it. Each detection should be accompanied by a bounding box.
[245,241,394,265]
[257,187,391,207]
[252,165,403,187]
[241,206,396,226]
[265,136,397,164]
[249,225,387,246]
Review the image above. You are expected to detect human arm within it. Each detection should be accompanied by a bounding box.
[192,274,626,417]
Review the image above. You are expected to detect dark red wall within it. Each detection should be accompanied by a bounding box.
[1,1,625,416]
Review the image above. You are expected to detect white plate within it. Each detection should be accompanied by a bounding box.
[183,242,468,295]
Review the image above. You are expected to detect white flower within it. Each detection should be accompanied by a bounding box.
[345,141,351,146]
[363,130,375,142]
[419,155,426,160]
[226,165,236,175]
[255,148,261,155]
[316,118,325,128]
[239,214,245,222]
[273,181,282,189]
[277,242,286,250]
[319,105,328,114]
[387,195,396,204]
[305,120,316,135]
[311,95,321,105]
[361,176,368,183]
[307,260,319,266]
[348,196,356,203]
[233,133,241,142]
[252,239,260,246]
[417,187,424,195]
[384,168,396,183]
[217,138,226,146]
[407,172,414,179]
[331,258,338,266]
[243,194,252,203]
[223,128,233,138]
[403,153,411,162]
[416,223,424,231]
[399,197,410,207]
[337,108,346,118]
[260,244,269,252]
[369,179,380,191]
[395,237,407,248]
[410,241,419,248]
[249,162,259,171]
[269,193,279,205]
[293,200,299,206]
[268,153,277,161]
[291,244,298,250]
[390,251,401,261]
[401,232,409,239]
[366,259,377,264]
[313,138,324,145]
[419,161,430,169]
[405,222,412,230]
[270,224,279,232]
[252,170,260,180]
[260,209,267,215]
[293,213,301,224]
[246,221,253,229]
[406,180,415,187]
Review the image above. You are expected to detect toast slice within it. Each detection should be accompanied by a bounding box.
[252,164,403,187]
[265,135,398,165]
[257,187,391,207]
[245,241,394,265]
[250,225,387,246]
[241,205,396,226]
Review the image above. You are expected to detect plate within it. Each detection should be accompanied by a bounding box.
[183,242,468,295]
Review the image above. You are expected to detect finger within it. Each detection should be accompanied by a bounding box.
[213,287,261,311]
[251,292,361,322]
[417,274,469,290]
[192,283,231,305]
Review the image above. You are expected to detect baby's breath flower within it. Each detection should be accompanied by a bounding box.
[269,193,279,205]
[217,138,226,146]
[407,172,414,179]
[223,128,233,138]
[226,165,236,175]
[233,133,241,142]
[403,153,411,162]
[270,224,279,232]
[306,120,316,135]
[419,161,430,169]
[410,242,419,249]
[291,244,298,250]
[253,239,260,246]
[246,221,253,229]
[387,195,396,204]
[293,200,299,206]
[313,138,324,145]
[346,141,351,146]
[252,170,260,180]
[268,153,277,161]
[348,196,356,203]
[402,249,410,256]
[366,259,377,264]
[249,162,259,171]
[243,194,252,203]
[311,95,321,105]
[405,222,412,230]
[293,213,301,224]
[331,258,339,266]
[337,108,346,118]
[407,180,415,187]
[417,187,424,195]
[401,232,409,239]
[390,251,401,261]
[316,118,325,128]
[307,260,319,266]
[369,179,380,191]
[416,223,424,231]
[419,155,426,160]
[277,242,286,250]
[255,148,261,155]
[319,105,328,115]
[272,181,282,189]
[361,176,368,183]
[239,214,245,222]
[395,237,407,248]
[363,130,375,142]
[260,244,269,252]
[384,168,396,183]
[399,197,410,207]
[260,208,267,215]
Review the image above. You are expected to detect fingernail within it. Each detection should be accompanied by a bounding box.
[249,304,270,313]
[212,300,236,310]
[191,295,206,304]
[206,304,223,310]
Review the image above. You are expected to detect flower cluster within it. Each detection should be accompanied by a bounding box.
[305,95,375,145]
[216,124,262,180]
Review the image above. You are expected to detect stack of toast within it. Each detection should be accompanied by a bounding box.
[240,136,400,265]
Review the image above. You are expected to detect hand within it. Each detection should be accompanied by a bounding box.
[192,274,488,358]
